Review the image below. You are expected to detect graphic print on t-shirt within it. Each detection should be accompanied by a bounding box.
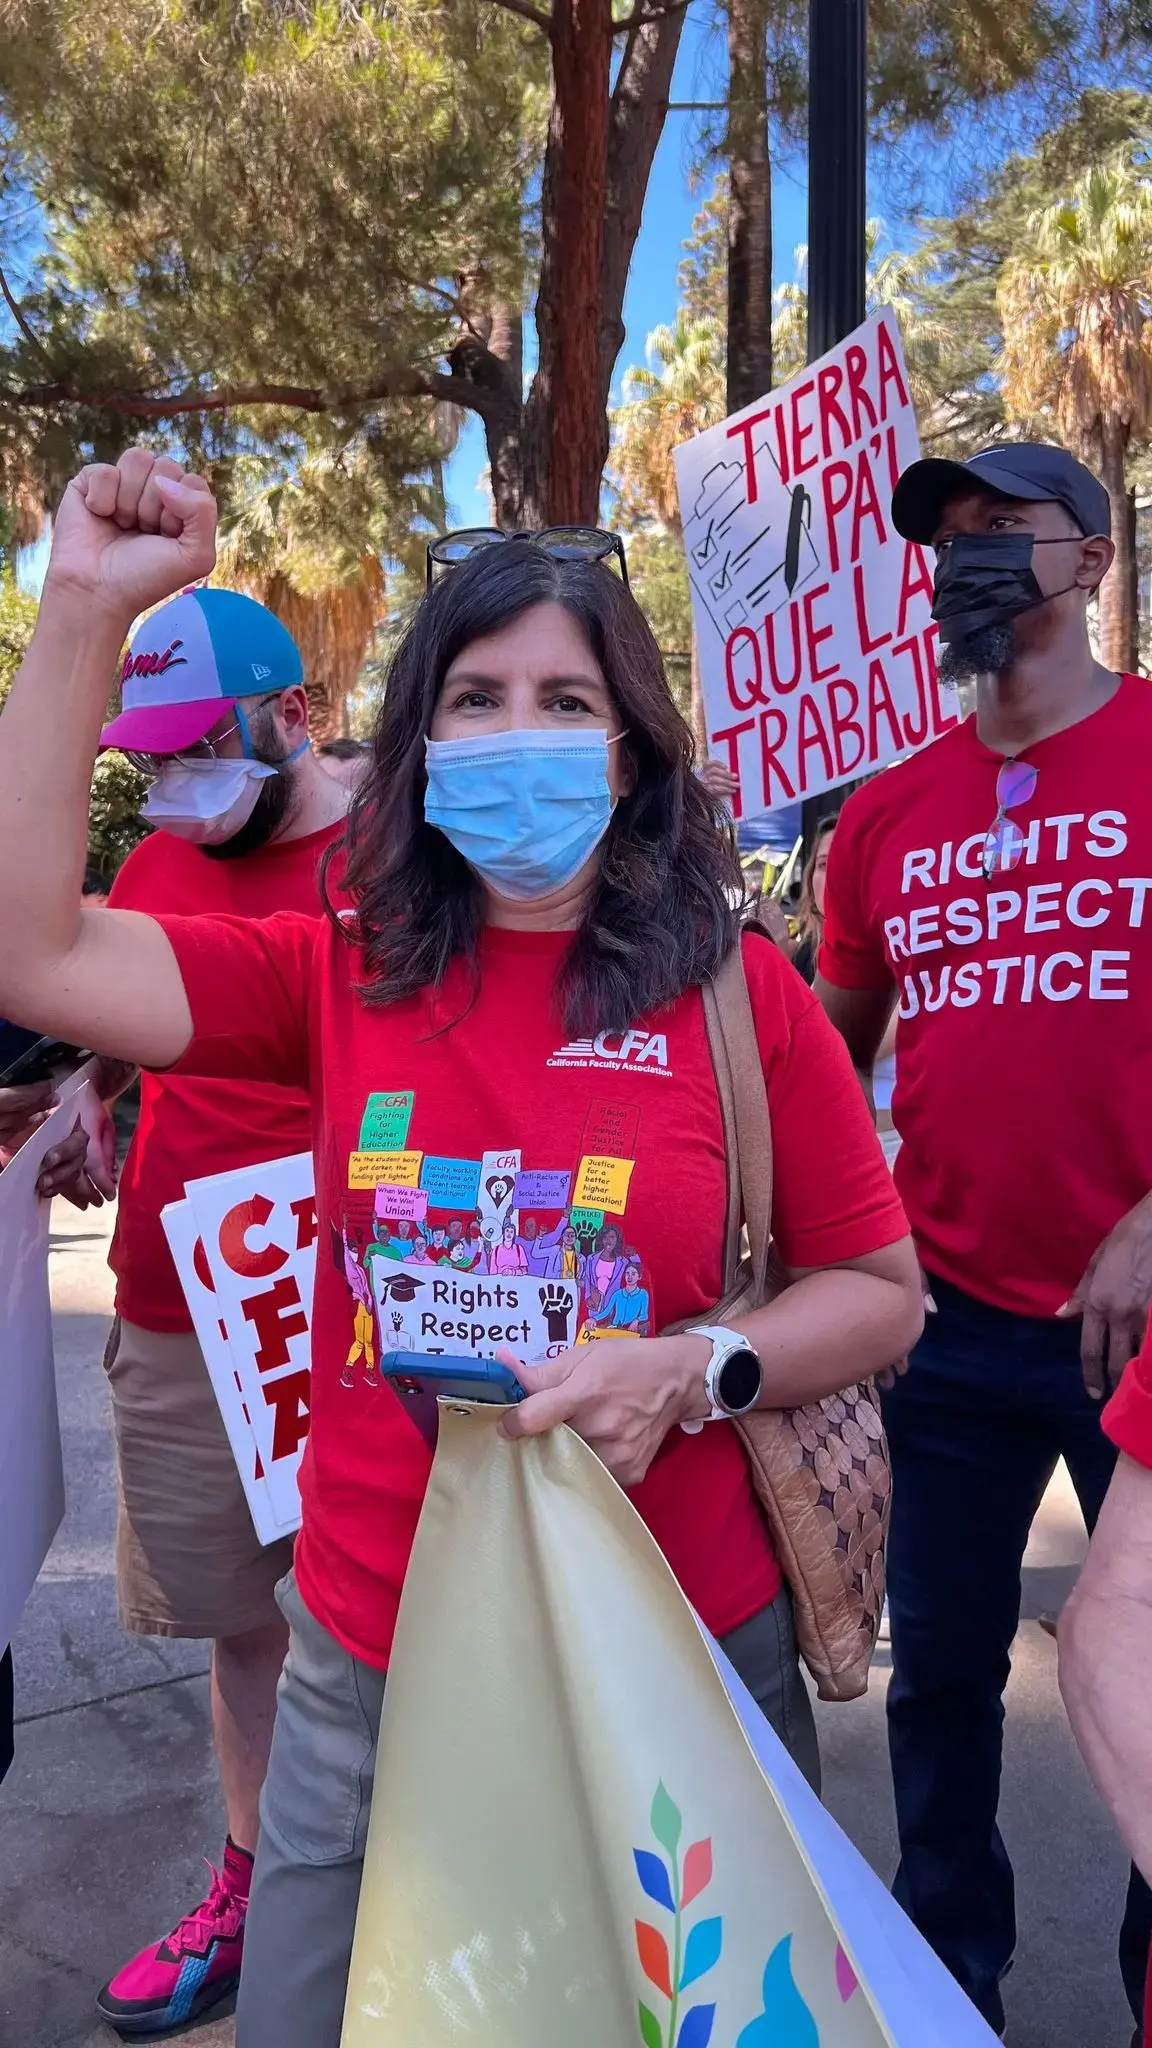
[884,806,1140,1018]
[337,1092,652,1385]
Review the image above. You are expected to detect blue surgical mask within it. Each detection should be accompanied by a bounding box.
[423,727,621,901]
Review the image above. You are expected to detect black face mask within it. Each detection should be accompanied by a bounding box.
[931,532,1081,645]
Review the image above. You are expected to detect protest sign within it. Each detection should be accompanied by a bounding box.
[167,1152,316,1541]
[372,1259,580,1361]
[0,1097,77,1650]
[673,308,959,816]
[344,1408,995,2046]
[160,1195,287,1544]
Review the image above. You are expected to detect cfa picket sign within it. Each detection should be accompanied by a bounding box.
[164,1151,316,1543]
[673,308,960,817]
[0,1096,77,1650]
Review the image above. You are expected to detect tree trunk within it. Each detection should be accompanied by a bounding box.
[726,0,773,415]
[1097,417,1135,672]
[483,306,527,527]
[524,0,611,525]
[599,3,691,404]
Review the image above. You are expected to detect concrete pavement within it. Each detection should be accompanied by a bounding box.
[0,1197,1138,2046]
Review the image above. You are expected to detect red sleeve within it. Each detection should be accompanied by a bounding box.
[743,932,908,1269]
[817,789,891,992]
[1103,1334,1152,1471]
[154,910,318,1092]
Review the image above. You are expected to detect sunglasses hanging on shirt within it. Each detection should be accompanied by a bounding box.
[982,759,1039,880]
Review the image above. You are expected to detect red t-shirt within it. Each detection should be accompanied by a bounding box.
[1103,1331,1152,1471]
[156,916,906,1668]
[820,677,1152,1317]
[108,823,344,1330]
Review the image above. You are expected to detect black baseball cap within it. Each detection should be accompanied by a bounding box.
[892,442,1111,545]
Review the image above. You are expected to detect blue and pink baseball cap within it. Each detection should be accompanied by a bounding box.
[99,587,304,756]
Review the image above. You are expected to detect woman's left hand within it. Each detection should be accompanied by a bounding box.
[496,1333,711,1489]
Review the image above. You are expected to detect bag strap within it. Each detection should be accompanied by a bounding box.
[700,933,775,1301]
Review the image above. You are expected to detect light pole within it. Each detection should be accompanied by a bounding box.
[802,0,867,851]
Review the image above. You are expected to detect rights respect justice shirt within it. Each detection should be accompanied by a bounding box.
[820,675,1152,1318]
[108,821,345,1331]
[155,916,906,1668]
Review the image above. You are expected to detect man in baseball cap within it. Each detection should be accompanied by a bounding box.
[892,440,1111,551]
[92,586,351,2037]
[813,441,1152,2039]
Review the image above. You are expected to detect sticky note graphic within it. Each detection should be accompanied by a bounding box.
[374,1185,429,1222]
[348,1149,423,1190]
[513,1169,572,1210]
[421,1156,483,1208]
[570,1206,604,1235]
[358,1092,414,1151]
[573,1155,635,1212]
[581,1099,640,1160]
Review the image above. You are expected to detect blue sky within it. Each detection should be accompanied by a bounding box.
[444,8,810,528]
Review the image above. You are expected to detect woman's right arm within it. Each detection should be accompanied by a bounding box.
[0,451,217,1068]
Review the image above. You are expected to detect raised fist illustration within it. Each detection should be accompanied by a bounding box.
[539,1283,573,1345]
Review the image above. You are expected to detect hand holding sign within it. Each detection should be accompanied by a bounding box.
[497,1332,711,1490]
[45,449,217,626]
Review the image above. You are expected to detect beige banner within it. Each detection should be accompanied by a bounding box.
[342,1406,896,2047]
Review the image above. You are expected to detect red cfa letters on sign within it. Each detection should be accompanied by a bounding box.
[173,1152,317,1540]
[672,308,957,818]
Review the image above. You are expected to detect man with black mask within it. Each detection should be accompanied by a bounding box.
[89,587,349,2038]
[814,443,1152,2043]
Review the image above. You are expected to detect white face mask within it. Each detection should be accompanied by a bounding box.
[142,756,278,846]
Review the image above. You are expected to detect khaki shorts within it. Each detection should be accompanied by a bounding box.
[104,1317,295,1639]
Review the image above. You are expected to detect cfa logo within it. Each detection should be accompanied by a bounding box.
[547,1028,669,1074]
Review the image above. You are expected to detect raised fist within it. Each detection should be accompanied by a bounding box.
[45,448,217,627]
[538,1283,573,1345]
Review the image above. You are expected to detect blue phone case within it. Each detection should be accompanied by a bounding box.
[380,1353,528,1406]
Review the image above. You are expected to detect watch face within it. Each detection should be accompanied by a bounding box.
[716,1346,761,1414]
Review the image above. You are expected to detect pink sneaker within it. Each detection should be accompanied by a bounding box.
[95,1838,252,2037]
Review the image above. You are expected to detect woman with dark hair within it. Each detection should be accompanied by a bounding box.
[0,453,923,2047]
[790,814,838,985]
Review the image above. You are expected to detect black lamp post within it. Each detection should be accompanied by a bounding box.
[801,0,868,853]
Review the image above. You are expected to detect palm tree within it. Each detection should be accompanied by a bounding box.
[611,316,725,745]
[770,223,953,418]
[215,449,441,740]
[998,151,1152,672]
[612,315,726,528]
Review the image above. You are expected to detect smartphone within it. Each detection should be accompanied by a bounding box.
[380,1353,528,1406]
[0,1031,89,1088]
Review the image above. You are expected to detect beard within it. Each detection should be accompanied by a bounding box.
[202,745,298,860]
[937,620,1017,687]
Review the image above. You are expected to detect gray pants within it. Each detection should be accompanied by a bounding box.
[235,1571,820,2048]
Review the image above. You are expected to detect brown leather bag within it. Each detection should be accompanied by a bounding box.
[688,939,890,1702]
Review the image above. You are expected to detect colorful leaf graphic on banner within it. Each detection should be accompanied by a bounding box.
[634,1848,676,1912]
[651,1781,683,1855]
[735,1935,819,2047]
[633,1787,722,2048]
[680,1917,722,1990]
[638,2003,664,2048]
[835,1942,859,2001]
[635,1921,673,1998]
[680,1838,713,1907]
[676,2006,716,2048]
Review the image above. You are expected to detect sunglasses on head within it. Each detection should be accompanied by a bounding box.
[426,525,629,589]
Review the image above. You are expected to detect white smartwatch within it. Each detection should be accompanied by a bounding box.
[679,1324,763,1433]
